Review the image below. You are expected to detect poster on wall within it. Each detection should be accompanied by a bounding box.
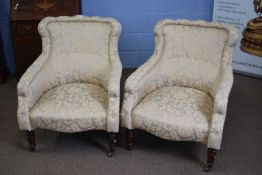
[213,0,262,77]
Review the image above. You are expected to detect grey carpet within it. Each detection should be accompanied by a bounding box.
[0,69,262,175]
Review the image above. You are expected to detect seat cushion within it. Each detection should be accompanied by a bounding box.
[30,83,108,132]
[132,86,213,143]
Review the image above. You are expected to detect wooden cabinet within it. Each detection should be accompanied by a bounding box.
[0,30,8,83]
[11,0,81,77]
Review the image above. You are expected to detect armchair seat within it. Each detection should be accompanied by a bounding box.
[132,86,213,143]
[30,83,108,133]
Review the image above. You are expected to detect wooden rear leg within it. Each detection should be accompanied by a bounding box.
[126,129,133,150]
[107,132,117,157]
[26,130,36,152]
[204,148,217,172]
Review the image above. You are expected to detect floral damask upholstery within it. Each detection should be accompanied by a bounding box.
[17,16,122,133]
[121,19,238,150]
[132,86,213,143]
[30,83,108,132]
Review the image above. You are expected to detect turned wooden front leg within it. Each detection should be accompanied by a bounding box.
[126,129,133,150]
[26,130,36,152]
[107,132,117,157]
[204,148,217,172]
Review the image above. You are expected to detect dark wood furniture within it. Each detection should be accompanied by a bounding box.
[11,0,81,78]
[0,29,8,84]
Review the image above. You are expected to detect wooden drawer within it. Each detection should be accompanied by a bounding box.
[11,0,81,77]
[11,0,81,21]
[13,36,42,77]
[12,22,40,37]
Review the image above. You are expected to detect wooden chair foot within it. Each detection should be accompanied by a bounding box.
[107,132,116,157]
[26,130,36,152]
[203,148,217,172]
[126,129,133,150]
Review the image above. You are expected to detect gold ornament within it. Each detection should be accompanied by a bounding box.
[240,0,262,57]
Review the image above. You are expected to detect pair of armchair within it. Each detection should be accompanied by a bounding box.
[17,16,238,171]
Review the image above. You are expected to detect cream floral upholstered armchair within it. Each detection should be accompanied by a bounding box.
[121,19,238,171]
[17,16,122,156]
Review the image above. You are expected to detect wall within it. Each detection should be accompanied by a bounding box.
[82,0,214,67]
[0,0,214,73]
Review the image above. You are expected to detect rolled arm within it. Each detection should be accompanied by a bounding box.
[207,66,234,149]
[106,54,122,132]
[121,53,161,129]
[17,53,52,130]
[121,25,165,129]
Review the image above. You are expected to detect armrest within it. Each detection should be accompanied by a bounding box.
[17,53,53,130]
[125,54,160,93]
[106,54,122,132]
[121,24,165,129]
[121,53,161,129]
[207,66,234,149]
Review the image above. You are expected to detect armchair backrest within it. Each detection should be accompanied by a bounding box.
[38,16,121,86]
[151,20,238,94]
[155,19,238,66]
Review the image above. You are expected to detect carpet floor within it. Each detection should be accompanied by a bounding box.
[0,70,262,175]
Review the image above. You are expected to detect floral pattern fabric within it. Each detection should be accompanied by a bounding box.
[30,83,108,132]
[132,86,213,143]
[17,16,122,133]
[121,19,238,149]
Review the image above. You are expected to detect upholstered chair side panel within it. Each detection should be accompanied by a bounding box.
[207,25,238,149]
[17,18,54,130]
[106,19,122,132]
[208,66,234,149]
[121,27,165,129]
[17,54,49,130]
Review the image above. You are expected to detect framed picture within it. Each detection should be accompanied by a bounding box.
[213,0,262,78]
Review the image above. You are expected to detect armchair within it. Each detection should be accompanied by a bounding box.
[121,19,238,171]
[17,16,122,156]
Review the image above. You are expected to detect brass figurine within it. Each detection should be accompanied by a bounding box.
[241,0,262,57]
